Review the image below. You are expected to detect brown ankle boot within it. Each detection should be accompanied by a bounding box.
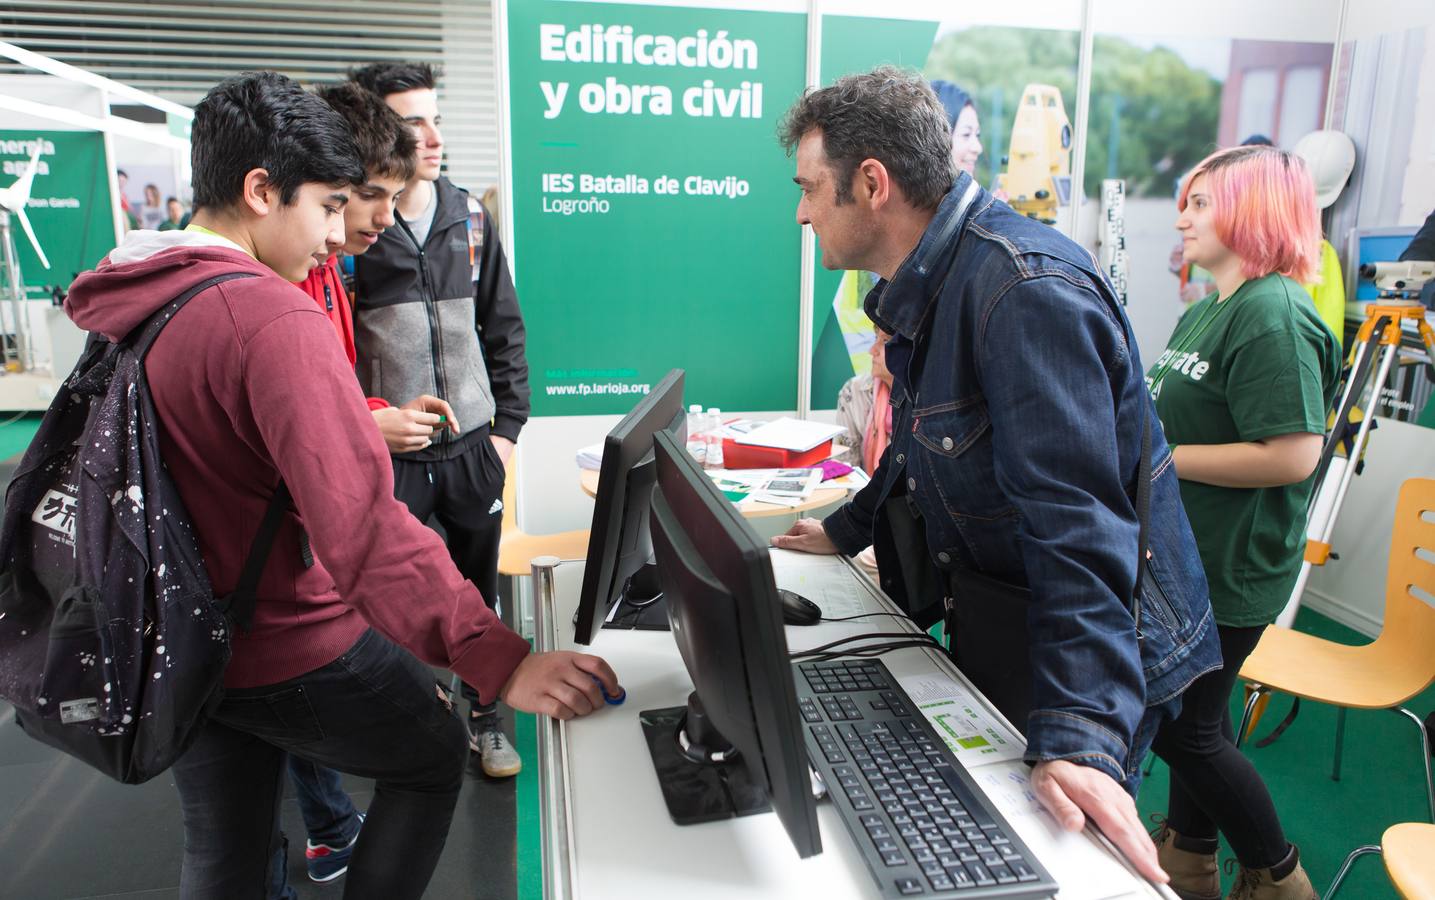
[1152,821,1221,900]
[1225,846,1318,900]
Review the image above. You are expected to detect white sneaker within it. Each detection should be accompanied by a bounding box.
[470,721,522,778]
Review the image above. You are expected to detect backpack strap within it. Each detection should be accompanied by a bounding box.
[129,272,258,359]
[219,480,292,633]
[118,269,280,632]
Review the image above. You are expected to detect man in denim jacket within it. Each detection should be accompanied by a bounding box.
[773,68,1221,882]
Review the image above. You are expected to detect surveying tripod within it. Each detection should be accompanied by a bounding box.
[1243,262,1435,746]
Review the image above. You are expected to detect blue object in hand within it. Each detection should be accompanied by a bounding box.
[593,675,625,705]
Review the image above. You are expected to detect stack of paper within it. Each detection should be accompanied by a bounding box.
[733,417,846,452]
[576,442,604,471]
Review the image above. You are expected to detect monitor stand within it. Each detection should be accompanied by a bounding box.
[602,562,670,631]
[639,692,770,825]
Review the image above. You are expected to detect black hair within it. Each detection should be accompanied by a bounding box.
[929,79,974,130]
[780,66,954,211]
[348,61,440,98]
[116,169,128,178]
[315,82,418,183]
[165,196,179,205]
[190,71,365,212]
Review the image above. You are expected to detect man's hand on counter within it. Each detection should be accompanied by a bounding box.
[771,517,839,554]
[1031,759,1169,885]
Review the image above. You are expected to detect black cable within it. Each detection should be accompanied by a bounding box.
[789,630,937,659]
[819,611,913,623]
[790,631,941,660]
[794,639,945,663]
[801,639,941,659]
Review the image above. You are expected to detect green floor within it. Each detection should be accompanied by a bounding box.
[0,413,40,461]
[1136,607,1431,898]
[515,710,542,899]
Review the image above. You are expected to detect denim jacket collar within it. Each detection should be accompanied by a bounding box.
[866,172,983,340]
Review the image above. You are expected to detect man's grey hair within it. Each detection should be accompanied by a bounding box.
[779,66,955,211]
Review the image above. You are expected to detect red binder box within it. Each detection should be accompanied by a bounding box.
[720,438,832,470]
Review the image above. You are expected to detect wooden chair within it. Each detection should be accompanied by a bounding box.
[1325,823,1435,898]
[1235,477,1435,823]
[497,452,590,577]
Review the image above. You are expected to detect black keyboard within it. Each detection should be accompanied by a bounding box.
[794,659,1057,899]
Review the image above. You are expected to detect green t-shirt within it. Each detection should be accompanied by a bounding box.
[1148,273,1340,627]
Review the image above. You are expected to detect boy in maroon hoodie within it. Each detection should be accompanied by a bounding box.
[64,71,616,900]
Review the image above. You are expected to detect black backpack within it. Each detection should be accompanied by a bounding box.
[0,272,290,784]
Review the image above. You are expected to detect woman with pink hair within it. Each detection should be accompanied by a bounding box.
[1146,146,1339,900]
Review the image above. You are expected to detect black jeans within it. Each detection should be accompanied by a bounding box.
[393,431,505,718]
[172,628,468,900]
[1151,623,1289,868]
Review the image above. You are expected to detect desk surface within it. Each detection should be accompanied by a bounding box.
[578,466,849,519]
[534,553,1160,900]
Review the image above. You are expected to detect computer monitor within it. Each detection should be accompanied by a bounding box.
[573,368,686,645]
[639,428,821,859]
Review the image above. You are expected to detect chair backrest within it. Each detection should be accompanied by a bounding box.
[1379,477,1435,670]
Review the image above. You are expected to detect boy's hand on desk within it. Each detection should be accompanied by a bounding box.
[500,651,619,720]
[771,518,838,554]
[1031,760,1169,885]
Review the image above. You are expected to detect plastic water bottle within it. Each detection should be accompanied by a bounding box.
[686,404,707,464]
[704,407,725,469]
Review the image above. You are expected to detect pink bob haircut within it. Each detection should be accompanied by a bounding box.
[1178,145,1321,285]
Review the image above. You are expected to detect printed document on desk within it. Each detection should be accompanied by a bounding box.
[734,417,846,451]
[768,549,868,618]
[898,672,1025,766]
[969,760,1154,900]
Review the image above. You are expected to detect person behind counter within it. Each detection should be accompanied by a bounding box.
[1145,145,1337,900]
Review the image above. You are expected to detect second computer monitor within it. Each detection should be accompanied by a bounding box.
[573,368,686,645]
[647,428,821,859]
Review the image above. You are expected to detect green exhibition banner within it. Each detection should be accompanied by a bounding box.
[507,0,807,415]
[808,16,938,411]
[0,131,115,294]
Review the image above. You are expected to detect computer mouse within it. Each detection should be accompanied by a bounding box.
[777,588,822,626]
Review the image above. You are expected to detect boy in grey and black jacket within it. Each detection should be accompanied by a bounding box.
[351,60,530,779]
[353,175,529,458]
